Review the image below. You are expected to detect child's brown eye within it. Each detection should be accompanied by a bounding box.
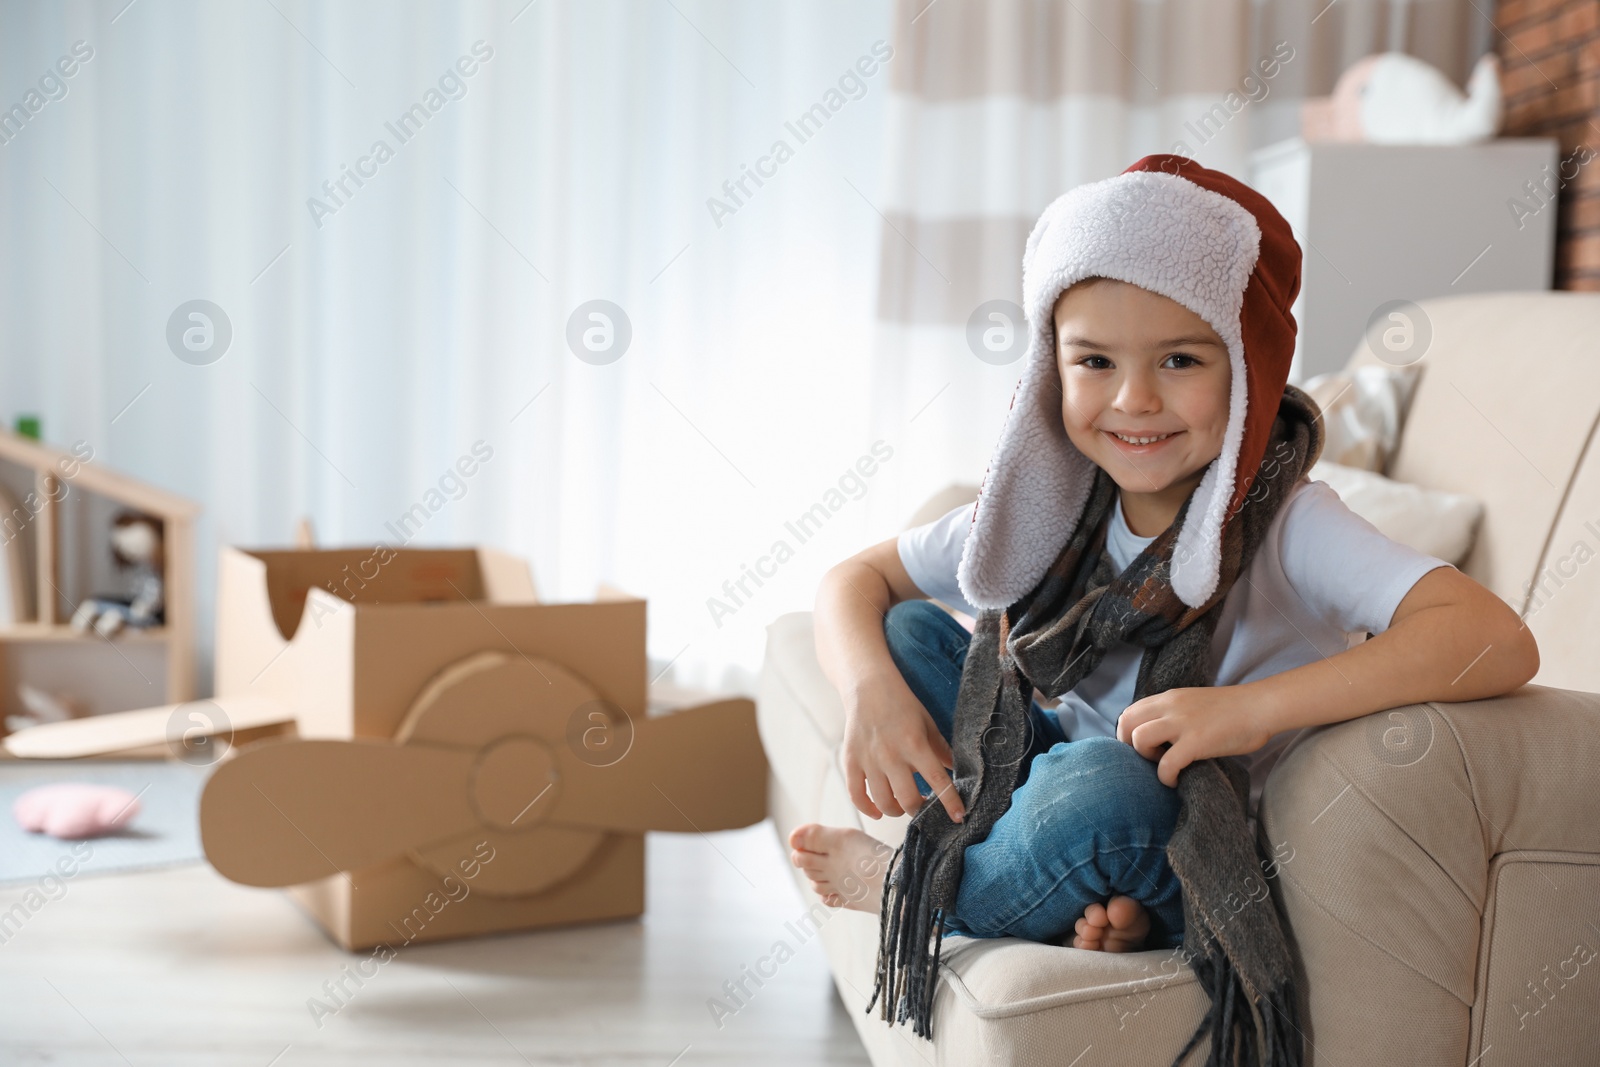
[1078,355,1111,370]
[1165,353,1199,369]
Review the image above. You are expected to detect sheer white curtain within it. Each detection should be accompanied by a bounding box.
[0,0,902,693]
[0,0,1495,698]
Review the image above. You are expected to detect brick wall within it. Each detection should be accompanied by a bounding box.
[1497,0,1600,289]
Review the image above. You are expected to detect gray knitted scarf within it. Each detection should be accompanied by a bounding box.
[868,385,1322,1067]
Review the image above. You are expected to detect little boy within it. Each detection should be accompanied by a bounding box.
[788,156,1538,965]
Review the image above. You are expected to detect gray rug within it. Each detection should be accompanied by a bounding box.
[0,760,211,885]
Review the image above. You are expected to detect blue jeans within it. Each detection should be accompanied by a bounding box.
[884,599,1186,948]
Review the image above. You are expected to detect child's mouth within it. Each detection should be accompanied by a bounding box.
[1103,429,1182,454]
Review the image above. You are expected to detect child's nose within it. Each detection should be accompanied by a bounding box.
[1113,371,1161,414]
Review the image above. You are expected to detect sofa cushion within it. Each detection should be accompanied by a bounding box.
[1303,364,1421,473]
[1309,460,1483,566]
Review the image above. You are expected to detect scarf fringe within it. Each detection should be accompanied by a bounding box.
[1171,937,1304,1067]
[866,822,947,1039]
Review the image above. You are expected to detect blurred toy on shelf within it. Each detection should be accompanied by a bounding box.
[69,510,165,638]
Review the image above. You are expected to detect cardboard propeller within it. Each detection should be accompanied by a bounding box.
[199,649,767,897]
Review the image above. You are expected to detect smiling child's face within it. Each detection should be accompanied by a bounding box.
[1053,278,1232,536]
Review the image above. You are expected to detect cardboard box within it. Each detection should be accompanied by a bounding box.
[6,545,769,951]
[209,545,767,949]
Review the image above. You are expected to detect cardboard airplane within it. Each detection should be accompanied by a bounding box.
[4,545,769,949]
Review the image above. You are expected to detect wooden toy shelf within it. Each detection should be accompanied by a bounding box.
[0,428,198,727]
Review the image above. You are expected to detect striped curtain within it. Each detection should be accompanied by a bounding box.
[865,0,1493,528]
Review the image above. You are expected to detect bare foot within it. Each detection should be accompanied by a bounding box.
[788,823,895,914]
[1070,895,1151,951]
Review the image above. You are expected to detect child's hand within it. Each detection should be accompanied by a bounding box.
[1115,686,1272,788]
[840,674,965,824]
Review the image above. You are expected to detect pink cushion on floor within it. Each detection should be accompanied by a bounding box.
[13,783,141,839]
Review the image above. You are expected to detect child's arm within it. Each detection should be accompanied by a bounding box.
[1117,566,1540,788]
[814,541,968,822]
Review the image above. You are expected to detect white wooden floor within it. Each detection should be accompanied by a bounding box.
[0,821,873,1066]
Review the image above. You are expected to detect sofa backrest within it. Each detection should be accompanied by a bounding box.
[1345,291,1600,692]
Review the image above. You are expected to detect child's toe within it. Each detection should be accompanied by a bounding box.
[1106,895,1144,930]
[789,824,824,851]
[790,849,826,874]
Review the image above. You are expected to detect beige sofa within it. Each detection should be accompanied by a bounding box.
[756,292,1600,1065]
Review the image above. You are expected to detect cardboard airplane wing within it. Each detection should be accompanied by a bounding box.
[1,695,294,760]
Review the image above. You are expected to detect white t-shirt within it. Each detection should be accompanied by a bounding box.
[896,477,1452,818]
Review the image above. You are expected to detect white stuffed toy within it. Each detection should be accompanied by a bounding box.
[1303,52,1503,145]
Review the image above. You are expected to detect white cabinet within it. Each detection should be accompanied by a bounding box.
[1250,137,1559,383]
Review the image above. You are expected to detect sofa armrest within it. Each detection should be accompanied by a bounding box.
[1258,685,1600,1065]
